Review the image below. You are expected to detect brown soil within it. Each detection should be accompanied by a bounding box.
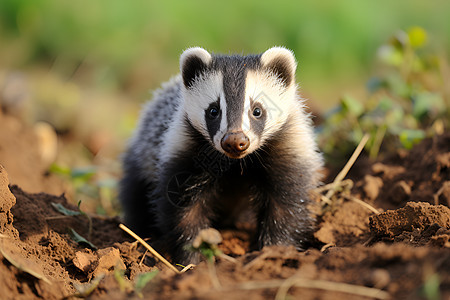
[0,112,449,299]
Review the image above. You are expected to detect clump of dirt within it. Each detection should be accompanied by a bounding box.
[0,111,449,299]
[0,165,159,299]
[370,201,450,237]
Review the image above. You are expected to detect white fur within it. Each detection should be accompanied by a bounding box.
[158,106,193,169]
[260,46,297,72]
[160,47,321,171]
[245,68,322,181]
[179,47,212,71]
[212,91,228,151]
[158,71,227,168]
[243,70,297,153]
[183,72,224,137]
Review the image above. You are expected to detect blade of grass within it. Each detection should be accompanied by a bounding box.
[51,202,81,216]
[68,228,97,250]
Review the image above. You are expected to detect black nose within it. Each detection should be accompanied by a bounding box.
[221,132,250,155]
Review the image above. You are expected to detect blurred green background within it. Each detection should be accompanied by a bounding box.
[0,0,448,213]
[1,0,449,106]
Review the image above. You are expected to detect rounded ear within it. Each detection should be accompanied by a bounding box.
[180,47,212,88]
[260,47,297,87]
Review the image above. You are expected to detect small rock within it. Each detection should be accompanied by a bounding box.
[192,228,223,248]
[363,175,383,201]
[388,180,411,205]
[436,181,450,206]
[371,269,390,289]
[430,234,450,248]
[93,247,126,277]
[73,250,98,274]
[371,163,405,179]
[33,122,58,168]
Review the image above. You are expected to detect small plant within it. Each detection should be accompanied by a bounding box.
[134,270,159,298]
[51,200,97,249]
[188,228,224,262]
[49,164,118,215]
[319,27,449,164]
[187,228,224,289]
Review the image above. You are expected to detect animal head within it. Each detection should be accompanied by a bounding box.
[180,47,299,159]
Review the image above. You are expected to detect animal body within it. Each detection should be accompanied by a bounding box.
[120,47,323,264]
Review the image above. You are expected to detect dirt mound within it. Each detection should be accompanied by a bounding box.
[363,133,450,209]
[370,201,450,237]
[0,117,450,299]
[0,165,159,299]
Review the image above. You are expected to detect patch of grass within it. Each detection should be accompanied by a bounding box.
[49,164,118,215]
[318,27,449,164]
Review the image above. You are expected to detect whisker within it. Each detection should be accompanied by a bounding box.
[253,149,269,172]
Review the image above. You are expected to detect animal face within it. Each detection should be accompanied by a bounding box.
[180,47,298,159]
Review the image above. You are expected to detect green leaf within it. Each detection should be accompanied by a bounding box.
[422,273,441,300]
[412,92,445,120]
[135,270,159,293]
[48,163,71,176]
[51,202,81,217]
[114,267,131,292]
[71,166,96,181]
[97,178,118,188]
[378,44,404,66]
[385,73,410,98]
[366,77,385,93]
[408,26,427,48]
[68,228,97,250]
[341,95,364,117]
[377,97,394,111]
[399,129,425,149]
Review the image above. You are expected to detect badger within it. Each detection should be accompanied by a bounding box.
[120,47,323,264]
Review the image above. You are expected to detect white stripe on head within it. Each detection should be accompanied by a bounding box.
[212,91,228,151]
[183,72,223,138]
[241,95,252,133]
[244,70,297,150]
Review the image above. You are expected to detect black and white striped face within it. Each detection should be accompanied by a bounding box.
[180,47,298,159]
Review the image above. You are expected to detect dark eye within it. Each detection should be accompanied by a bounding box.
[207,106,220,119]
[252,107,262,118]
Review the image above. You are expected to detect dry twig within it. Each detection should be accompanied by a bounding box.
[218,277,389,299]
[274,276,389,300]
[325,133,370,199]
[316,134,381,215]
[342,194,381,214]
[119,223,180,274]
[180,264,196,273]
